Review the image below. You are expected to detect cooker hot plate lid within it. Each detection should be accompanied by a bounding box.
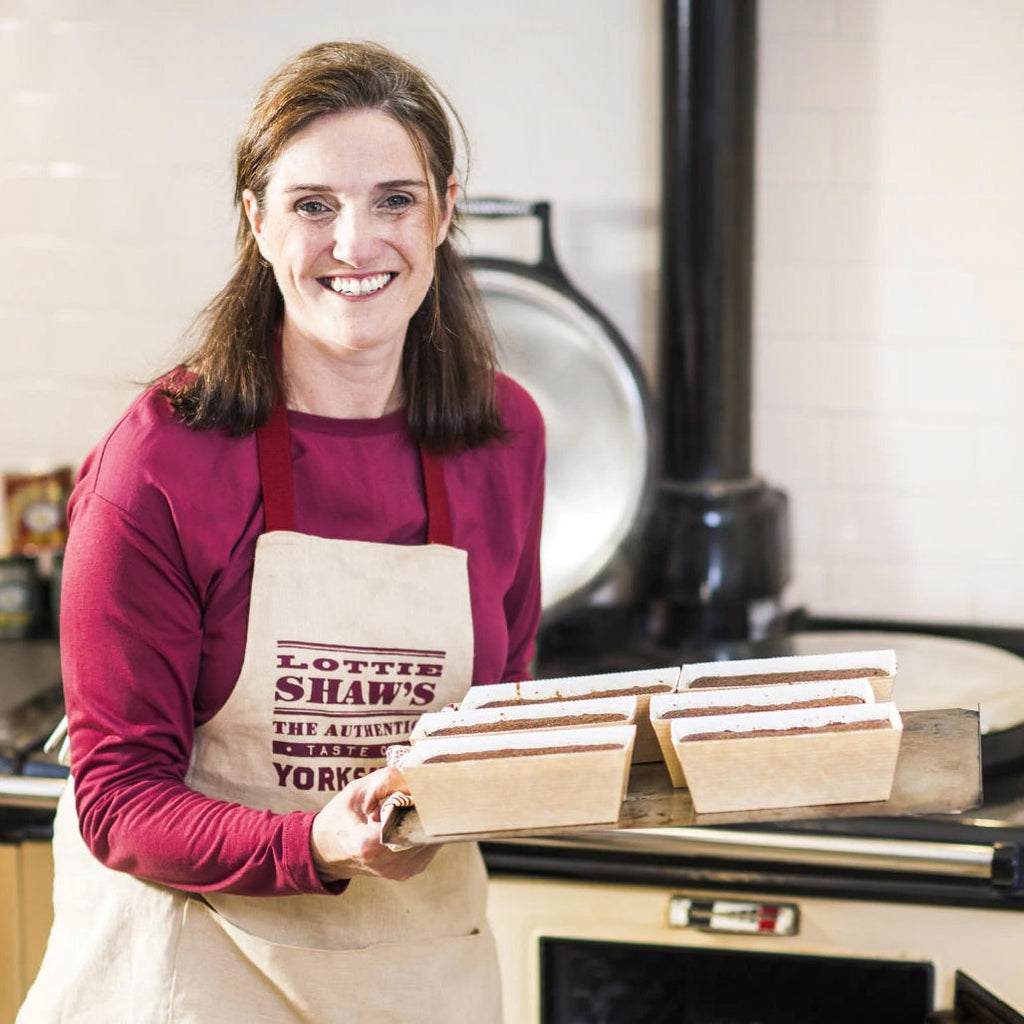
[791,630,1024,737]
[473,266,653,618]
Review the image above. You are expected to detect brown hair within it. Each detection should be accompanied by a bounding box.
[164,40,505,450]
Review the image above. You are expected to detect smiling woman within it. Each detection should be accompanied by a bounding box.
[168,40,507,449]
[18,40,544,1024]
[241,108,458,417]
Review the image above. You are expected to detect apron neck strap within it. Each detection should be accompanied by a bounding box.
[255,400,453,546]
[419,446,452,546]
[255,400,295,535]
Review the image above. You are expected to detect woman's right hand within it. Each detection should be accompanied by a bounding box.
[310,766,438,884]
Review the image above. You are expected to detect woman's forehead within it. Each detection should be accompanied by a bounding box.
[266,109,432,191]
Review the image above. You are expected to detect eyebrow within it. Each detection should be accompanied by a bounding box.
[282,178,430,194]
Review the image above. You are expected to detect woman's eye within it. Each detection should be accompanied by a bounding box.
[380,193,413,212]
[295,198,332,217]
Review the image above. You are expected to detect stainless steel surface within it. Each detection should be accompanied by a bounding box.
[476,266,651,614]
[491,827,1001,882]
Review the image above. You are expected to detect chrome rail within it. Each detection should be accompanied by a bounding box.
[493,826,1002,881]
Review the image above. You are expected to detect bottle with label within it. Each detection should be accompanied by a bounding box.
[0,555,41,639]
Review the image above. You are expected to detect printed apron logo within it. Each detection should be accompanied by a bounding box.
[272,640,443,791]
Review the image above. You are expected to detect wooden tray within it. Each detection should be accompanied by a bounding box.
[382,708,981,848]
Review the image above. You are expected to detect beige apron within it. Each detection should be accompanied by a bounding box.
[19,403,502,1023]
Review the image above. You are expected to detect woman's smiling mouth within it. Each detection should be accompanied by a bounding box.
[322,272,394,297]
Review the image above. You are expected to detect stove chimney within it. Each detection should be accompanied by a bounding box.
[640,0,791,649]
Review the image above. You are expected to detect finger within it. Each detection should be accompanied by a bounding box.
[350,766,411,818]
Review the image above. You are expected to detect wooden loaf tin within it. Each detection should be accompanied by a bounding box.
[650,678,879,788]
[668,699,903,814]
[400,724,636,836]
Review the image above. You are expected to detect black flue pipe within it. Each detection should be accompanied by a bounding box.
[660,0,755,482]
[640,0,790,648]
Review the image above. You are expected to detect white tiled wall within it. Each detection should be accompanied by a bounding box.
[2,0,1023,630]
[754,0,1024,627]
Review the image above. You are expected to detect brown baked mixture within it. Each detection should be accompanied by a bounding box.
[426,712,629,737]
[683,719,892,742]
[422,743,623,764]
[688,667,888,689]
[662,695,865,719]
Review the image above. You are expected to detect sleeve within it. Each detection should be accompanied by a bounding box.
[500,402,546,683]
[61,485,336,898]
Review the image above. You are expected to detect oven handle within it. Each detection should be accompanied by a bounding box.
[494,828,1021,889]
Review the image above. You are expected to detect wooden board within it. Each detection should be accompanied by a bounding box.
[382,708,981,849]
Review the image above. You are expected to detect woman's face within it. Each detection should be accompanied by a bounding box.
[244,109,456,364]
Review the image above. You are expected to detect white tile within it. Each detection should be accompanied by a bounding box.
[0,18,43,93]
[974,270,1024,345]
[755,183,878,263]
[970,566,1024,628]
[836,112,986,191]
[752,261,833,337]
[833,265,984,343]
[876,188,1024,269]
[757,111,835,184]
[49,308,183,382]
[0,309,53,375]
[782,563,831,618]
[783,485,836,561]
[0,378,137,471]
[833,112,873,185]
[821,562,975,623]
[970,418,1024,495]
[752,410,834,487]
[836,0,884,37]
[833,263,1024,348]
[754,336,880,414]
[973,118,1024,193]
[816,489,912,564]
[760,0,840,36]
[964,497,1024,567]
[870,343,1021,419]
[874,1,1024,116]
[832,415,981,491]
[759,36,880,111]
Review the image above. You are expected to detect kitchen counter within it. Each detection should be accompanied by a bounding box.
[0,639,67,817]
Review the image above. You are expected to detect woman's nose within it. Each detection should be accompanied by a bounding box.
[331,208,380,266]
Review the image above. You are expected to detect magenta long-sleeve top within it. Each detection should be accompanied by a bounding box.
[60,372,545,897]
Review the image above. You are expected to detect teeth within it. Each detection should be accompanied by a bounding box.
[329,273,392,296]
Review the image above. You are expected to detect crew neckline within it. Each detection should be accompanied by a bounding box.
[285,404,408,437]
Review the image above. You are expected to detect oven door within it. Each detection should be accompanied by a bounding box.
[486,871,1024,1023]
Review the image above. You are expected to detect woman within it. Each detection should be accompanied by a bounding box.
[20,40,544,1023]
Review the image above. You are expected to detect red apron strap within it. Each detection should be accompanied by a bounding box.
[255,399,453,546]
[419,447,453,547]
[255,399,296,533]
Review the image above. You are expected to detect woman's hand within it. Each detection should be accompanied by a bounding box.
[310,766,438,884]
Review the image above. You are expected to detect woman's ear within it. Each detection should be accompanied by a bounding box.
[436,175,458,246]
[242,189,270,259]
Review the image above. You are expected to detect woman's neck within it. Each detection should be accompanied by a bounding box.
[281,333,405,419]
